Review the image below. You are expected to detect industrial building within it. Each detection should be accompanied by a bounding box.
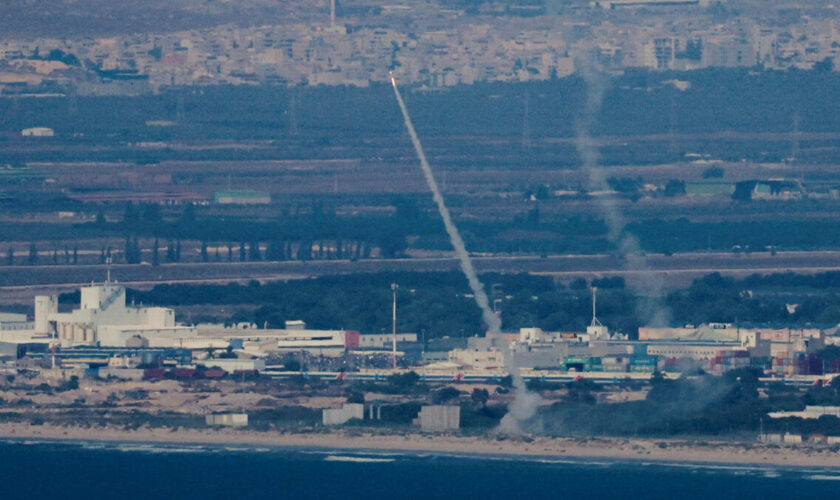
[193,321,364,357]
[416,405,460,432]
[274,328,359,355]
[44,283,198,347]
[67,191,208,205]
[323,403,365,426]
[213,190,271,205]
[199,358,265,372]
[0,312,32,331]
[3,276,840,383]
[768,406,840,420]
[359,333,417,349]
[0,282,220,356]
[20,127,54,137]
[206,413,248,427]
[591,0,715,8]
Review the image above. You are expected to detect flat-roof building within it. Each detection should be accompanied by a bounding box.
[45,283,199,347]
[21,127,54,137]
[214,190,271,205]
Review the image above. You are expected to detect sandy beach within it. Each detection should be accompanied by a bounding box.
[1,422,838,468]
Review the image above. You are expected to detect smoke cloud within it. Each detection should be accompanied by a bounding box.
[539,374,737,436]
[390,77,541,432]
[574,57,670,328]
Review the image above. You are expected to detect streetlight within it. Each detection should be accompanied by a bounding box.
[391,283,398,370]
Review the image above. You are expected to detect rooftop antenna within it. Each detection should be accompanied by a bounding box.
[391,283,398,370]
[668,90,677,154]
[330,0,336,28]
[176,93,185,123]
[522,88,531,150]
[289,85,298,136]
[591,286,602,327]
[106,256,113,284]
[67,85,77,117]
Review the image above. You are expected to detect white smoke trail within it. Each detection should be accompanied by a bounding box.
[575,57,670,327]
[390,76,540,432]
[390,76,499,333]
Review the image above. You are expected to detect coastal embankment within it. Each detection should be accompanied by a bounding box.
[0,423,837,468]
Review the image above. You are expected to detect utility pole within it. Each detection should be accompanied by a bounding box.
[391,283,398,370]
[289,85,298,137]
[522,88,531,150]
[591,287,602,327]
[176,93,185,123]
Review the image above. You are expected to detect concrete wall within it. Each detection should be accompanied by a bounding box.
[359,333,417,349]
[323,403,364,426]
[783,433,803,444]
[201,358,265,372]
[141,307,175,328]
[98,368,145,380]
[206,413,248,427]
[418,405,460,432]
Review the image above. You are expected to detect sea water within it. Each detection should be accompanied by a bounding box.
[0,440,838,499]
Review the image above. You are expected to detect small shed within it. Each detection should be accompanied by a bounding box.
[21,127,54,137]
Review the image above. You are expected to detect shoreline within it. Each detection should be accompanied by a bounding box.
[1,423,838,468]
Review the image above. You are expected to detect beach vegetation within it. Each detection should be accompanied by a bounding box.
[432,386,461,404]
[460,404,506,430]
[471,388,490,407]
[56,376,79,393]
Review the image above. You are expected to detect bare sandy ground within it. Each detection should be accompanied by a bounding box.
[1,422,838,468]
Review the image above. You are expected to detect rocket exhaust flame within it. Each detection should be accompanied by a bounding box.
[390,77,540,433]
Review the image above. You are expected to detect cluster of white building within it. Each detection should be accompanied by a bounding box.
[2,1,840,92]
[427,319,839,380]
[0,281,416,368]
[2,280,838,381]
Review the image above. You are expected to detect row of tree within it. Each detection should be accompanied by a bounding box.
[5,238,385,266]
[4,244,66,266]
[41,270,837,339]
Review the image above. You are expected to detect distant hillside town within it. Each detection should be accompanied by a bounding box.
[1,0,839,94]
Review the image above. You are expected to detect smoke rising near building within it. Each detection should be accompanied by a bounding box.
[575,56,671,327]
[390,76,541,432]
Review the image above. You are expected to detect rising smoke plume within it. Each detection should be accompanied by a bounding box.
[574,57,670,328]
[390,75,541,433]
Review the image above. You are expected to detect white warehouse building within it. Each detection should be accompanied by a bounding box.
[43,283,198,347]
[21,127,54,137]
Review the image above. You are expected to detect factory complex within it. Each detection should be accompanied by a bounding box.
[2,281,840,385]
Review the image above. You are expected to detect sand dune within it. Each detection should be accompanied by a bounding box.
[1,422,838,468]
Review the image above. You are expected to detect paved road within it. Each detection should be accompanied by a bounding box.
[1,250,839,304]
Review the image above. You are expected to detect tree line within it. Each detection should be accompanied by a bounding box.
[12,197,840,266]
[47,270,840,339]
